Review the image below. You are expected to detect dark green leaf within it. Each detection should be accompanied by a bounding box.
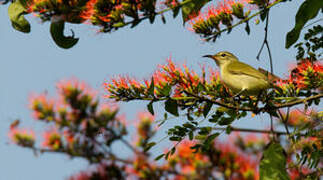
[285,0,323,48]
[8,1,30,33]
[165,152,170,160]
[170,147,176,155]
[260,9,267,22]
[147,101,154,115]
[189,131,194,140]
[169,136,181,141]
[203,101,213,118]
[165,98,179,116]
[148,78,154,95]
[144,142,156,152]
[181,0,211,23]
[173,6,180,18]
[161,14,166,24]
[218,117,234,125]
[260,142,290,180]
[226,126,232,134]
[161,84,171,96]
[204,133,220,145]
[149,14,156,24]
[154,154,165,160]
[50,20,79,49]
[183,123,195,129]
[245,21,250,35]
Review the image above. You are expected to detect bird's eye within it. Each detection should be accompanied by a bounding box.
[221,53,226,57]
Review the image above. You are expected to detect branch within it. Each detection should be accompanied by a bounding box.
[184,90,255,111]
[185,91,322,112]
[120,138,141,154]
[210,126,288,135]
[273,93,323,109]
[32,147,133,164]
[210,126,313,137]
[256,10,274,75]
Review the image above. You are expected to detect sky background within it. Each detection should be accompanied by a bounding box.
[0,0,320,179]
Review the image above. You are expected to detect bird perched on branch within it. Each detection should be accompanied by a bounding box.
[203,51,272,96]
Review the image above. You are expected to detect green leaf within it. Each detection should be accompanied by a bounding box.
[173,6,180,18]
[260,142,290,180]
[161,84,171,96]
[154,154,165,161]
[245,21,250,35]
[189,131,194,140]
[181,0,211,23]
[147,101,154,115]
[148,77,155,95]
[50,20,79,49]
[165,98,179,116]
[169,136,181,141]
[8,1,30,33]
[161,14,166,24]
[285,0,323,48]
[144,142,156,152]
[204,133,220,145]
[203,101,213,118]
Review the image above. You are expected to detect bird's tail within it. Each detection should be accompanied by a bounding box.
[258,68,281,83]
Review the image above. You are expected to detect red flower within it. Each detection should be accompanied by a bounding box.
[42,128,62,150]
[8,127,35,147]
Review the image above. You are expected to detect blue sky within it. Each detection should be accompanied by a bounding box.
[0,1,318,179]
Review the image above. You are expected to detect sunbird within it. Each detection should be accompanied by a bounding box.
[203,51,271,96]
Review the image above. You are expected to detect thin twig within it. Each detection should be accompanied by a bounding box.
[183,90,323,113]
[303,18,323,29]
[120,138,140,154]
[208,126,311,136]
[209,0,284,39]
[32,147,133,164]
[256,9,281,137]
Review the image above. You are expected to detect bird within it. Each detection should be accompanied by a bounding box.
[203,51,271,96]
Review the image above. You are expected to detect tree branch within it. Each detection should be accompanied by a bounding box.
[184,90,323,113]
[31,147,133,164]
[210,126,288,135]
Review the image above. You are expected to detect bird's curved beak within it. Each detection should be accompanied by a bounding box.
[202,55,214,59]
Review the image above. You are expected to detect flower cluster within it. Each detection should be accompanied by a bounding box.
[20,0,158,32]
[8,127,35,147]
[279,109,317,127]
[10,78,126,161]
[289,60,323,90]
[189,0,252,38]
[273,60,323,96]
[167,140,259,180]
[104,57,226,102]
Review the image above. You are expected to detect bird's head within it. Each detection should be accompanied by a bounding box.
[203,51,239,67]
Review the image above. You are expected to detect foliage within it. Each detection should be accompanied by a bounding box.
[9,79,322,179]
[5,0,323,179]
[1,0,289,48]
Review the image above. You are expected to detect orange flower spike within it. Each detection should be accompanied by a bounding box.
[80,0,97,21]
[29,93,55,120]
[8,128,35,147]
[42,128,62,150]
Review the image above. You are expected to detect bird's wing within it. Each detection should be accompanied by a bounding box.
[228,61,268,80]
